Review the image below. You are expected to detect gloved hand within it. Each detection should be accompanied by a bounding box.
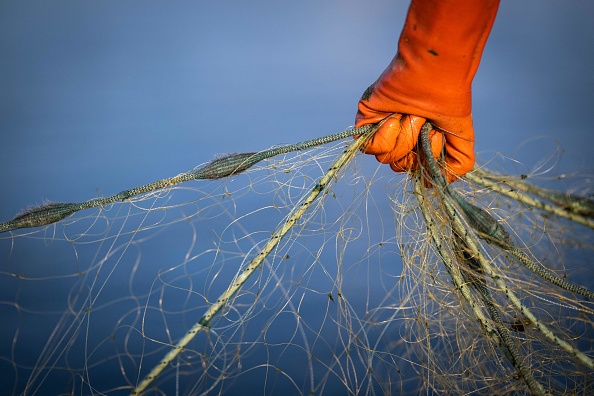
[356,0,499,182]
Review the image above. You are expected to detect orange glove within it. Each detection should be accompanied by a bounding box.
[356,0,499,182]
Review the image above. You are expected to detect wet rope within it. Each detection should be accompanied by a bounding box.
[418,123,593,395]
[0,125,374,233]
[418,123,549,395]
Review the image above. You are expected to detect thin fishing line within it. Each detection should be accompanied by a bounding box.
[413,178,499,339]
[130,126,377,395]
[419,125,594,299]
[4,120,592,394]
[419,124,593,385]
[466,170,594,229]
[417,126,548,395]
[445,183,594,299]
[473,167,594,218]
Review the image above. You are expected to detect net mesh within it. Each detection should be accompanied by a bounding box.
[1,134,592,395]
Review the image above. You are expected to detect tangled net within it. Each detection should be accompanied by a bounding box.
[0,124,592,395]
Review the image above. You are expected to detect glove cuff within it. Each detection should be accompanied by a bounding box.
[360,0,499,119]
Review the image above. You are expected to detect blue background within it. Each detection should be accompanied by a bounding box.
[1,1,593,394]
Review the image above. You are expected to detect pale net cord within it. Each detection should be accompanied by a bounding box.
[417,123,593,395]
[1,123,593,395]
[466,169,594,229]
[130,126,377,394]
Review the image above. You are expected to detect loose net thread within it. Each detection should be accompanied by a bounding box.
[0,126,592,395]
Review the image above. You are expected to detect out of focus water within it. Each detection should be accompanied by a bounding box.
[1,1,593,394]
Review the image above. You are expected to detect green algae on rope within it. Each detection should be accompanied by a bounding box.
[420,123,594,300]
[419,123,594,382]
[417,124,549,395]
[0,125,375,233]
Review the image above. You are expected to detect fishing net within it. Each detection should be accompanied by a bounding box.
[1,124,592,395]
